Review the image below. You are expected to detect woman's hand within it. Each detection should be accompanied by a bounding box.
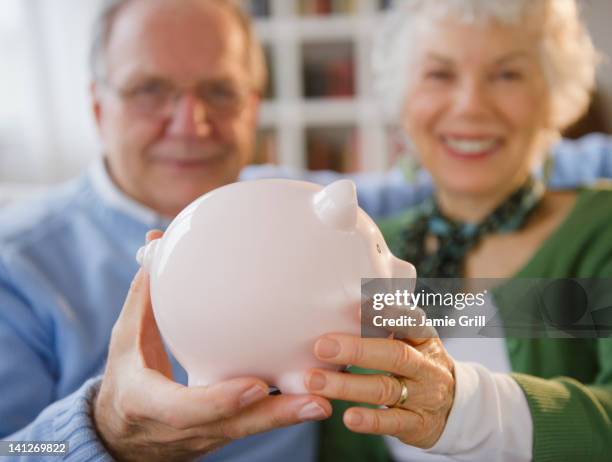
[305,327,455,449]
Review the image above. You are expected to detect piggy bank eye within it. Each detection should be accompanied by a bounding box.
[376,243,382,254]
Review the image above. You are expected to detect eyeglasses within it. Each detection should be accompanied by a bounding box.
[104,78,254,118]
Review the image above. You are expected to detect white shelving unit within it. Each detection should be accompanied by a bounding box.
[245,0,395,172]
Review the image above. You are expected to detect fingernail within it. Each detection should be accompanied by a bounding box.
[298,402,327,421]
[240,385,267,407]
[307,372,326,391]
[315,338,340,359]
[345,411,363,427]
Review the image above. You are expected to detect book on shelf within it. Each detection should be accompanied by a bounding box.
[263,46,275,100]
[298,0,357,16]
[252,129,278,165]
[379,0,394,10]
[303,42,355,98]
[306,126,358,172]
[243,0,271,18]
[304,57,354,98]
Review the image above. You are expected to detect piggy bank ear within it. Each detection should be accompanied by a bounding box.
[313,180,358,231]
[136,239,160,272]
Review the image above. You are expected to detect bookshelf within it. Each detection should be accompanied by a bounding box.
[243,0,396,173]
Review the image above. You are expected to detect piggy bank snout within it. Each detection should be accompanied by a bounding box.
[391,256,416,280]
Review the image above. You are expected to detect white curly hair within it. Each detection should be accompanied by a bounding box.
[372,0,599,131]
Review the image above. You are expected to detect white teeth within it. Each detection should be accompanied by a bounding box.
[443,137,499,155]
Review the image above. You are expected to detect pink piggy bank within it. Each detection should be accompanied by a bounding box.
[137,179,415,393]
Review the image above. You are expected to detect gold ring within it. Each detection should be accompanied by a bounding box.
[390,375,409,408]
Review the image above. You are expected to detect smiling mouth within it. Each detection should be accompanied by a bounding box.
[155,153,228,168]
[440,136,503,157]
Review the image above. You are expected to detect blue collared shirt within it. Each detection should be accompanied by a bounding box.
[0,161,318,462]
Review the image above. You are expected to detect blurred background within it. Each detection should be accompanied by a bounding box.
[1,0,611,204]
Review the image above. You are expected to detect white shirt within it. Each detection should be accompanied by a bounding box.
[386,339,533,461]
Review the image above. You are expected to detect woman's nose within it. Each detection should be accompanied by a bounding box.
[166,92,212,138]
[452,79,490,118]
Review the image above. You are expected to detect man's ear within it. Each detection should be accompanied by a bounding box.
[91,81,103,131]
[247,93,261,130]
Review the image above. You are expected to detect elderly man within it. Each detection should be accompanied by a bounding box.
[1,1,331,461]
[1,0,612,461]
[0,1,391,460]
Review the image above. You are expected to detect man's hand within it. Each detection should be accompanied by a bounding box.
[93,231,331,462]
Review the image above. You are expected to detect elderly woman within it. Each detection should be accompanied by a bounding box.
[305,1,612,461]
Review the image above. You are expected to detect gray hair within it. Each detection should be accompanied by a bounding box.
[373,0,599,131]
[89,0,267,93]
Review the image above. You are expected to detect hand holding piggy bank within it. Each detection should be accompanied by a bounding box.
[137,179,415,393]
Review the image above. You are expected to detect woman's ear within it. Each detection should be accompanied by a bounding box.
[398,129,415,155]
[529,127,561,172]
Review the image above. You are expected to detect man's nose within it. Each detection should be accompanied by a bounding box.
[166,93,212,138]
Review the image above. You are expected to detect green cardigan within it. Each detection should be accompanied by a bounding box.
[349,188,612,462]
